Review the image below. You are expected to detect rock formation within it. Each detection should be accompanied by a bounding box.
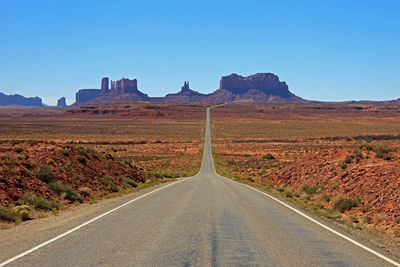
[73,73,305,104]
[75,89,101,103]
[57,97,67,107]
[101,77,110,95]
[162,81,207,102]
[75,77,149,104]
[0,92,42,106]
[110,78,139,94]
[181,81,190,92]
[200,73,305,103]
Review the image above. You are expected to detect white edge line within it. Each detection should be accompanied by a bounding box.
[221,175,400,266]
[0,178,187,267]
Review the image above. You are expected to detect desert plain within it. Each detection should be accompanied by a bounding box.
[1,101,400,248]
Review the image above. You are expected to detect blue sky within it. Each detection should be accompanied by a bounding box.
[1,0,399,105]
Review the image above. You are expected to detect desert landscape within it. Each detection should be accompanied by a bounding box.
[0,103,206,224]
[212,103,400,240]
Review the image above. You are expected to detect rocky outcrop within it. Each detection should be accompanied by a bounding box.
[74,73,305,104]
[163,81,207,102]
[0,92,42,106]
[206,73,304,102]
[219,73,290,95]
[75,77,149,104]
[101,77,109,95]
[75,89,101,103]
[57,97,67,107]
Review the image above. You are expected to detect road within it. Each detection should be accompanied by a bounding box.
[1,107,399,266]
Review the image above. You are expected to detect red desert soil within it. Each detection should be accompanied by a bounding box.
[0,141,144,208]
[211,103,400,238]
[260,148,400,228]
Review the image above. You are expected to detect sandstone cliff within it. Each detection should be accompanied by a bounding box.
[74,73,305,104]
[205,73,304,103]
[0,92,43,106]
[75,77,149,104]
[57,97,67,107]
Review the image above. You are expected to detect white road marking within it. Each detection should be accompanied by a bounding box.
[0,179,187,267]
[221,175,400,267]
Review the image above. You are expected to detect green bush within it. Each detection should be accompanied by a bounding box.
[263,153,275,160]
[301,185,324,195]
[77,155,88,165]
[119,176,139,188]
[283,190,293,198]
[0,205,33,222]
[18,192,59,210]
[344,155,354,164]
[0,205,18,222]
[78,147,102,159]
[60,149,70,156]
[333,198,360,212]
[36,165,56,183]
[353,150,363,158]
[153,170,178,178]
[100,176,119,192]
[49,183,83,202]
[14,147,24,153]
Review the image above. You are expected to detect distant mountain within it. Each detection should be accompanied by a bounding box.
[73,73,305,104]
[0,92,42,106]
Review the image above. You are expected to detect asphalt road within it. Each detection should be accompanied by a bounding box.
[2,107,398,266]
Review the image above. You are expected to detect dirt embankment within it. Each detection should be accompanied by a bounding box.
[0,141,145,210]
[260,147,400,229]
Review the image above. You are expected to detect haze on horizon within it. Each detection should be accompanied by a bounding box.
[1,0,399,105]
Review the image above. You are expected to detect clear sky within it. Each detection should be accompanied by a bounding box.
[1,0,399,105]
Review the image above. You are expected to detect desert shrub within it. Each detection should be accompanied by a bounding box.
[375,147,394,160]
[359,143,374,151]
[78,147,90,158]
[333,198,360,213]
[14,147,24,153]
[1,155,10,161]
[340,162,347,170]
[36,165,56,183]
[60,149,70,156]
[0,205,19,222]
[119,176,139,188]
[18,192,59,210]
[301,185,323,195]
[242,154,251,157]
[396,216,400,224]
[100,176,119,192]
[344,155,354,164]
[77,155,88,165]
[78,187,92,197]
[21,168,34,177]
[330,183,339,189]
[47,158,55,165]
[153,170,178,178]
[14,205,34,221]
[277,184,286,192]
[49,183,83,202]
[49,141,56,145]
[283,190,293,198]
[27,140,38,146]
[0,205,33,222]
[263,153,275,160]
[394,229,400,238]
